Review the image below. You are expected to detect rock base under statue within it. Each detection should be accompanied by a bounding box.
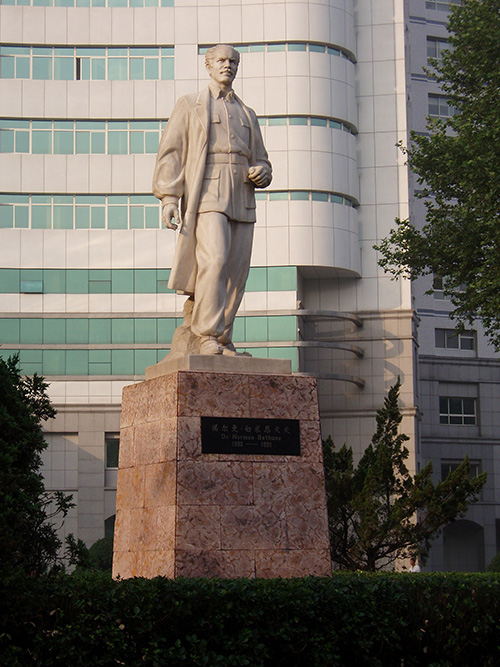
[112,362,332,579]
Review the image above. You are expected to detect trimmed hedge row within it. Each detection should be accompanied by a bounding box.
[2,572,500,666]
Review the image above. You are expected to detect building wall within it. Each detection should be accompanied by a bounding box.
[407,0,500,571]
[0,0,419,559]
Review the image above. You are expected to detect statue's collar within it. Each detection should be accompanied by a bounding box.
[208,81,235,101]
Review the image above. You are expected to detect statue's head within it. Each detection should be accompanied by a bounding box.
[205,44,240,88]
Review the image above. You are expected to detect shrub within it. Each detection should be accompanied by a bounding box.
[487,553,500,573]
[1,572,500,666]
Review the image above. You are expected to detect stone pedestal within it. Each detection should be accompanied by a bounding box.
[112,360,332,579]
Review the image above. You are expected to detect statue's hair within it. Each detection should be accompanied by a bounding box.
[205,44,240,69]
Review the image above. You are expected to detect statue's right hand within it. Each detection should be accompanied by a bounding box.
[162,203,180,230]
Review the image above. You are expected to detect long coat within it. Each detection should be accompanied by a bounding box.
[152,85,272,295]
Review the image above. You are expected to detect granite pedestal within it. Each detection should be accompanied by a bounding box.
[112,356,332,579]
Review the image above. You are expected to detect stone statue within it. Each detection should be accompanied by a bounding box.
[152,44,272,356]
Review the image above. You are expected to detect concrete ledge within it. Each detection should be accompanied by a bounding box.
[145,354,292,380]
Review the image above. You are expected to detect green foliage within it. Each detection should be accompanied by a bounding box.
[323,379,486,571]
[88,536,114,571]
[65,534,93,570]
[0,355,73,578]
[375,0,500,349]
[66,536,114,572]
[1,571,500,666]
[487,553,500,573]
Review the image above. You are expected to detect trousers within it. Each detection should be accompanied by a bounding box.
[190,211,254,344]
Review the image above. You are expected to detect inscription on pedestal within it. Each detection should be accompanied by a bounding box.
[201,417,300,455]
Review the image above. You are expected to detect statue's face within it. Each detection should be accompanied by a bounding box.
[206,45,239,87]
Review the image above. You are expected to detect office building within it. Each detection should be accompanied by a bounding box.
[0,0,495,570]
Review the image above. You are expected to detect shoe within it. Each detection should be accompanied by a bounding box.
[199,335,222,355]
[219,341,252,357]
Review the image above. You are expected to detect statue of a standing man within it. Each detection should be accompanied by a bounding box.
[153,44,272,356]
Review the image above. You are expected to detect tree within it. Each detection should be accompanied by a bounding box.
[66,535,114,573]
[0,355,73,577]
[375,0,500,349]
[323,379,486,571]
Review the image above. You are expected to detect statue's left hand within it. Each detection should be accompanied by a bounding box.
[248,165,271,188]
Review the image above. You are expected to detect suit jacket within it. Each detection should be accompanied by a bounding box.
[152,85,272,295]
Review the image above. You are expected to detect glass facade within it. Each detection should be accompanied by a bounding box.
[428,94,455,118]
[200,42,354,63]
[0,315,297,345]
[0,46,174,81]
[0,120,165,155]
[0,193,355,229]
[0,266,297,294]
[255,191,357,207]
[0,344,298,375]
[439,397,477,425]
[259,115,356,134]
[1,0,173,5]
[0,195,162,230]
[0,116,355,155]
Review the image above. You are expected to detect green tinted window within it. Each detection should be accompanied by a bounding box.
[67,269,88,293]
[268,316,297,341]
[135,318,157,343]
[268,266,296,291]
[145,132,159,153]
[232,317,244,342]
[54,57,73,79]
[75,207,90,228]
[111,349,134,374]
[0,269,19,292]
[43,349,66,374]
[0,319,20,342]
[1,130,14,152]
[92,59,106,80]
[43,319,65,343]
[0,206,13,228]
[91,208,105,228]
[32,131,52,153]
[15,132,29,152]
[161,57,174,80]
[16,58,30,78]
[67,318,89,343]
[112,319,134,343]
[129,58,143,80]
[134,349,157,373]
[112,270,134,293]
[91,132,105,153]
[53,206,73,229]
[108,132,128,154]
[20,319,43,344]
[108,207,128,229]
[15,207,29,228]
[130,207,144,229]
[66,350,88,375]
[33,56,52,79]
[246,267,267,292]
[135,269,156,292]
[145,207,160,228]
[144,58,158,80]
[19,350,43,375]
[54,131,74,154]
[108,58,127,80]
[31,206,51,229]
[157,318,176,343]
[43,270,66,292]
[76,132,90,153]
[245,317,267,342]
[89,319,111,343]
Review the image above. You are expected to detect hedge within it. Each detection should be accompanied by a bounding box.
[1,572,500,666]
